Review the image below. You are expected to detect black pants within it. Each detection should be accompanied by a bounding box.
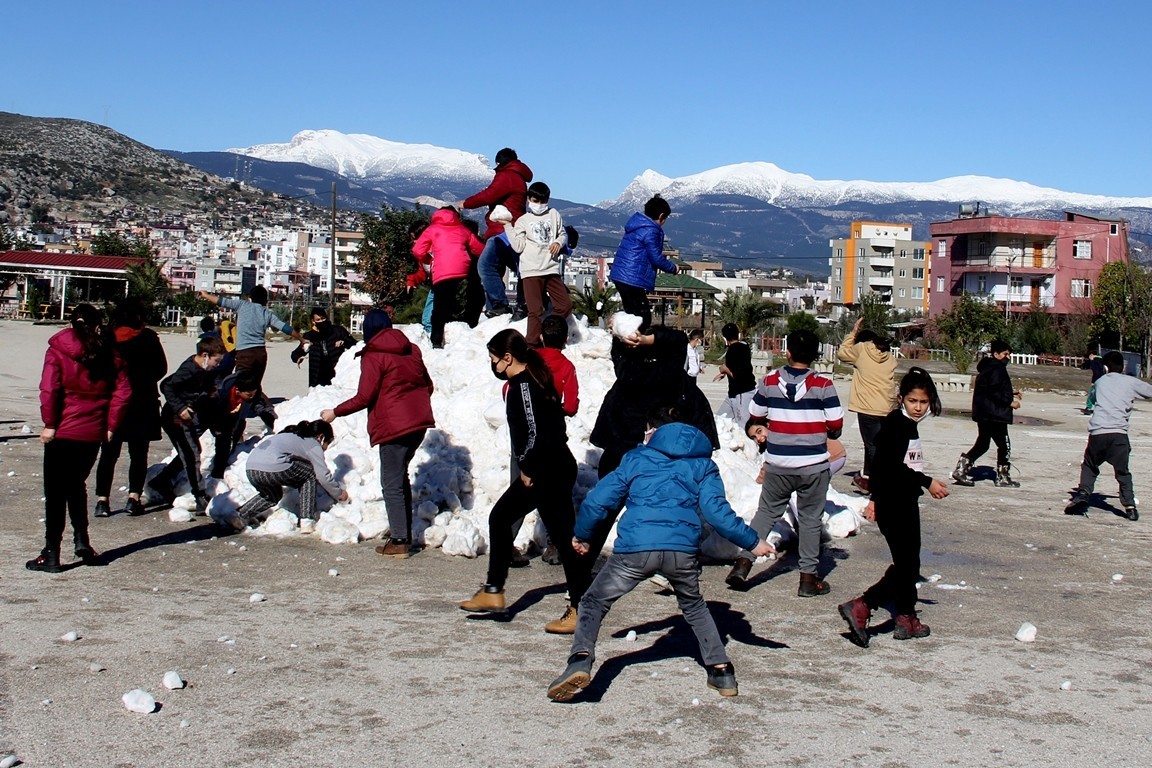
[158,418,207,501]
[614,282,651,328]
[862,497,921,616]
[431,278,464,348]
[241,460,318,522]
[95,436,151,497]
[42,439,101,551]
[964,420,1011,466]
[856,413,884,478]
[1077,433,1135,507]
[485,450,594,607]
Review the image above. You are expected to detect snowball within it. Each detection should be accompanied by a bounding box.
[1059,680,1072,690]
[163,671,185,690]
[121,689,157,714]
[249,593,266,603]
[1111,574,1124,582]
[625,630,637,642]
[59,630,79,642]
[1015,622,1038,642]
[610,312,643,339]
[328,568,339,577]
[0,754,17,768]
[88,662,105,673]
[168,506,194,523]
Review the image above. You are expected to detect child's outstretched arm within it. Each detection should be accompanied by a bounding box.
[696,462,762,553]
[574,465,631,543]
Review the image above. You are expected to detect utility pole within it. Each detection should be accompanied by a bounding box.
[329,181,337,315]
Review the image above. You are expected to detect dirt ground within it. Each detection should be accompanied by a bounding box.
[1,320,1150,768]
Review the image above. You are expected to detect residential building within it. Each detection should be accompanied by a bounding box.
[928,210,1127,318]
[828,222,930,316]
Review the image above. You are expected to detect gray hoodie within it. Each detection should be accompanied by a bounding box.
[1088,372,1152,436]
[245,432,342,499]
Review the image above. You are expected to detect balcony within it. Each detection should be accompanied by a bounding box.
[869,274,894,288]
[869,255,895,268]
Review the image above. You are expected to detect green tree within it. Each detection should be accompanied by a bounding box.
[786,311,822,340]
[357,206,430,304]
[1011,302,1062,355]
[834,291,892,340]
[712,291,778,337]
[124,255,171,311]
[932,292,1007,373]
[91,231,154,259]
[570,282,619,326]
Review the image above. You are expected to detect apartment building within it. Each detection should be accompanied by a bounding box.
[828,222,930,316]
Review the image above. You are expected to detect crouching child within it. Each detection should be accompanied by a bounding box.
[547,408,773,702]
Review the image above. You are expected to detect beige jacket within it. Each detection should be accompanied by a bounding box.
[837,331,898,416]
[504,207,566,278]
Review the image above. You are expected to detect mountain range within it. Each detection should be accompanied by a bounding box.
[3,114,1150,272]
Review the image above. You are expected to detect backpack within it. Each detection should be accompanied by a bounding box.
[564,225,579,250]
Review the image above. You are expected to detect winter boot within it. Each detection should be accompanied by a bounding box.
[547,652,593,702]
[797,572,831,597]
[706,662,739,697]
[94,499,111,518]
[1064,489,1090,516]
[994,465,1020,488]
[459,584,506,613]
[838,597,872,648]
[725,557,753,588]
[951,455,975,486]
[375,538,412,558]
[74,532,100,565]
[544,606,579,635]
[125,497,147,517]
[893,613,931,640]
[26,548,63,573]
[541,542,563,565]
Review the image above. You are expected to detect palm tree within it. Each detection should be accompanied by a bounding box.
[711,290,778,337]
[124,255,171,315]
[570,283,620,325]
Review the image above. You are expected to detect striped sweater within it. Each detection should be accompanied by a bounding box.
[748,366,844,473]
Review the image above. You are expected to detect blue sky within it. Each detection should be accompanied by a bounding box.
[7,0,1150,204]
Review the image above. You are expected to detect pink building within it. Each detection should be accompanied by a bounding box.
[928,210,1128,318]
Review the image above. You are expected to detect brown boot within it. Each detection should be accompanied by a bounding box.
[544,605,579,634]
[375,538,412,559]
[837,597,872,647]
[459,585,506,613]
[893,613,931,640]
[725,557,753,588]
[797,572,830,597]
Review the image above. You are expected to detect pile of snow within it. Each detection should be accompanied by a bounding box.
[153,314,867,557]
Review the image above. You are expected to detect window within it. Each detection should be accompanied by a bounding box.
[898,268,907,278]
[1073,240,1092,259]
[858,267,865,277]
[898,288,906,298]
[910,287,924,299]
[1011,276,1023,295]
[1110,224,1119,235]
[858,247,865,258]
[913,248,926,260]
[835,248,843,259]
[937,241,946,259]
[835,286,842,298]
[1071,279,1092,298]
[977,274,987,295]
[900,249,907,259]
[912,267,925,280]
[936,277,945,293]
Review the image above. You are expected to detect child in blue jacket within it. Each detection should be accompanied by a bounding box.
[547,409,772,702]
[608,195,678,329]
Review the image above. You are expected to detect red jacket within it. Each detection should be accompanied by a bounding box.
[462,159,533,239]
[332,329,434,445]
[539,347,579,417]
[39,328,131,442]
[411,208,485,284]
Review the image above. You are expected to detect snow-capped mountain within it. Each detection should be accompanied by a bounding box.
[227,129,493,185]
[601,161,1152,212]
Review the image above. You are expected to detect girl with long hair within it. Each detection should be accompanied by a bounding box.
[458,329,593,634]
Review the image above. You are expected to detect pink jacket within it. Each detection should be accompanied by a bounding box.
[39,328,131,442]
[411,209,485,284]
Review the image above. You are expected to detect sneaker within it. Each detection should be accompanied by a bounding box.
[725,557,753,588]
[838,597,872,648]
[797,572,831,597]
[484,305,511,318]
[1125,506,1139,522]
[851,475,870,494]
[124,497,147,517]
[648,573,672,591]
[94,499,111,518]
[459,584,506,613]
[509,307,528,322]
[547,653,592,702]
[193,496,209,515]
[1064,490,1090,516]
[375,538,412,558]
[893,613,931,640]
[298,518,316,534]
[544,606,579,635]
[706,662,739,697]
[74,544,100,566]
[26,549,63,573]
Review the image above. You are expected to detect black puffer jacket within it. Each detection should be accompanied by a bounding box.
[971,355,1015,424]
[290,323,355,387]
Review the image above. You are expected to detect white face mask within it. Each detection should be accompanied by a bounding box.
[900,404,930,423]
[528,201,548,215]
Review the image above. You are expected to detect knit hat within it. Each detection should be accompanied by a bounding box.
[362,308,392,344]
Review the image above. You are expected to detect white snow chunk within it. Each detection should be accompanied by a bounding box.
[625,630,638,642]
[249,593,266,603]
[121,689,157,714]
[180,720,190,728]
[6,471,15,477]
[217,635,232,643]
[318,514,359,544]
[21,423,32,434]
[1111,573,1124,582]
[168,506,194,523]
[88,662,105,673]
[226,668,236,675]
[59,630,79,642]
[1,754,18,768]
[163,671,186,690]
[328,568,339,577]
[1059,680,1072,690]
[691,698,701,706]
[1015,622,1038,642]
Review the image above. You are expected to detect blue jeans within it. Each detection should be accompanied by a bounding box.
[571,550,730,666]
[478,236,518,310]
[421,290,434,334]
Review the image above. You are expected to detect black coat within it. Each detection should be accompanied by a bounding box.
[113,327,168,442]
[291,323,355,387]
[971,356,1014,424]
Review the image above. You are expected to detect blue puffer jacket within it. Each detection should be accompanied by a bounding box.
[576,423,759,554]
[608,212,675,291]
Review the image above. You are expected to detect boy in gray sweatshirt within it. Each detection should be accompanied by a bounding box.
[1065,351,1152,521]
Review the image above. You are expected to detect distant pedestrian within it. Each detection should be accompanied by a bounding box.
[94,298,168,518]
[458,147,534,317]
[27,304,131,573]
[410,206,484,349]
[951,339,1021,487]
[322,309,434,558]
[685,329,705,382]
[1064,351,1152,521]
[502,182,572,347]
[713,323,756,424]
[608,195,677,330]
[1080,349,1107,414]
[836,317,897,493]
[290,306,355,386]
[838,367,949,648]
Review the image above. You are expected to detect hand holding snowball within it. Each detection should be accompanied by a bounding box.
[751,539,776,558]
[320,409,336,423]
